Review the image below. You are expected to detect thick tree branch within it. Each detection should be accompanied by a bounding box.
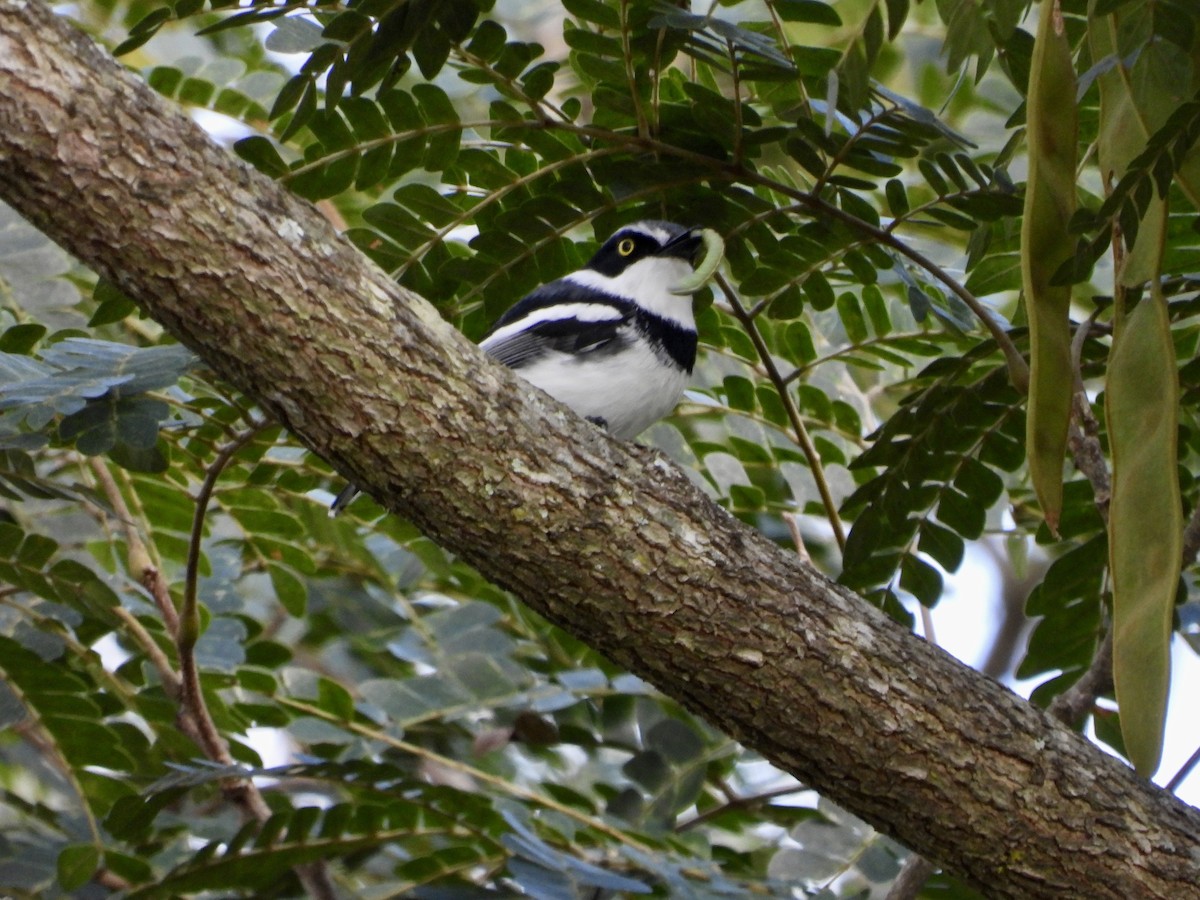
[1,3,1199,897]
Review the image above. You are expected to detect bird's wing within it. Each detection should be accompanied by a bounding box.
[479,282,634,369]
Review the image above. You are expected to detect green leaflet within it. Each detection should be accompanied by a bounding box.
[1022,0,1077,534]
[1105,283,1180,778]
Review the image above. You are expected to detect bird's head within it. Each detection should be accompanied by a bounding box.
[587,220,704,276]
[572,221,705,327]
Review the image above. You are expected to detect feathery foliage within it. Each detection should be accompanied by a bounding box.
[2,0,1200,895]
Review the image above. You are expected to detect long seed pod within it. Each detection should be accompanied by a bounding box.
[1106,281,1180,777]
[1091,0,1183,779]
[1021,0,1077,535]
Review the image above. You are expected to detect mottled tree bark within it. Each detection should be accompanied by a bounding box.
[0,2,1197,896]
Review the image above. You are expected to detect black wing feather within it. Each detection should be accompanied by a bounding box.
[480,280,635,369]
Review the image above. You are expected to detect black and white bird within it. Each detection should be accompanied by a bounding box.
[331,220,709,515]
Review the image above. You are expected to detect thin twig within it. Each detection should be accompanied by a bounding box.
[1048,629,1115,727]
[281,696,661,857]
[1045,315,1115,730]
[1066,399,1111,519]
[178,420,271,779]
[782,512,813,565]
[1166,742,1200,794]
[676,784,805,832]
[177,418,338,899]
[181,420,269,648]
[1066,314,1111,514]
[88,458,179,637]
[112,606,181,698]
[887,856,938,900]
[1180,501,1200,567]
[716,272,847,550]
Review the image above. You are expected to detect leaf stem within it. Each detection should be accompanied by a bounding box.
[619,0,650,141]
[179,419,271,734]
[88,458,179,636]
[675,783,803,832]
[280,696,661,857]
[717,272,847,551]
[174,419,340,899]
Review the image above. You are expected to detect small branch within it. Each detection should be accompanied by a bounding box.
[112,606,181,698]
[717,272,847,551]
[1181,501,1200,567]
[782,512,813,565]
[1047,629,1114,727]
[676,784,804,832]
[1066,400,1110,520]
[182,420,269,647]
[1166,742,1200,794]
[178,420,270,770]
[887,856,938,900]
[281,696,661,857]
[88,458,179,636]
[174,419,338,899]
[1067,314,1110,515]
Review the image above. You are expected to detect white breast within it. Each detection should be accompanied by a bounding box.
[514,329,688,439]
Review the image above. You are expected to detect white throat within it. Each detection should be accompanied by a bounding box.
[565,259,697,329]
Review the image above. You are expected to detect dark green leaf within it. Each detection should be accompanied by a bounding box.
[57,843,100,890]
[775,0,842,25]
[0,324,46,355]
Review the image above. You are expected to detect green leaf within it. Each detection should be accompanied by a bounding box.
[0,323,46,354]
[954,457,1004,507]
[561,0,621,28]
[646,718,704,765]
[918,521,964,573]
[836,292,868,343]
[268,562,307,617]
[234,136,289,179]
[884,178,909,216]
[965,252,1022,296]
[803,271,835,310]
[264,17,323,53]
[723,375,757,412]
[57,843,100,890]
[774,0,842,25]
[900,554,943,606]
[936,488,984,540]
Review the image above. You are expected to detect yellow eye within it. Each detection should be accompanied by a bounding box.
[617,238,636,257]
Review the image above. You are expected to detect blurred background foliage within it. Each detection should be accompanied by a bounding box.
[0,0,1198,896]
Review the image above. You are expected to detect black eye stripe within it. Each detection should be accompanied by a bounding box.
[586,229,675,276]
